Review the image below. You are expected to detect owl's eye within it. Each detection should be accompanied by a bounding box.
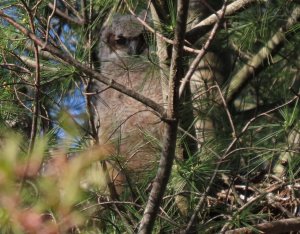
[115,36,127,45]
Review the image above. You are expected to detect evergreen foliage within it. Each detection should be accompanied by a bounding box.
[0,0,299,233]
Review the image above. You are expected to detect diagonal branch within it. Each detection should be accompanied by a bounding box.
[179,1,227,98]
[47,2,86,25]
[186,0,259,43]
[224,6,300,104]
[123,0,202,53]
[0,10,166,119]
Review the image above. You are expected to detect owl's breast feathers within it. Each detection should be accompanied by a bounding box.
[95,13,163,171]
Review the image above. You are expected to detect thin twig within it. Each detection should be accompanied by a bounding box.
[19,0,41,153]
[48,2,85,25]
[183,95,299,234]
[179,0,227,98]
[123,0,201,53]
[61,0,85,22]
[43,0,57,48]
[215,84,237,138]
[0,63,31,73]
[222,178,300,233]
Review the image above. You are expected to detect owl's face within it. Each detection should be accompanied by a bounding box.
[105,33,146,56]
[99,14,147,59]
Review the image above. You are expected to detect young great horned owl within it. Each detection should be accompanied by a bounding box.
[93,13,163,175]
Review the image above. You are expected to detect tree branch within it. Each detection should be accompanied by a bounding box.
[47,2,85,25]
[183,95,299,234]
[186,0,259,43]
[0,10,166,119]
[20,0,42,153]
[137,0,189,233]
[225,6,300,104]
[179,1,227,98]
[123,0,201,53]
[225,217,300,234]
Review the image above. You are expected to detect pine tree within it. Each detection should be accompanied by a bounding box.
[0,1,299,233]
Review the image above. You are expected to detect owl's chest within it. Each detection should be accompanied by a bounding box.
[97,75,160,134]
[100,72,162,112]
[100,61,162,105]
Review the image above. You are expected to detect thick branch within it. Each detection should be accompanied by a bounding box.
[137,0,189,233]
[24,42,67,64]
[225,6,300,104]
[186,0,258,43]
[151,0,168,23]
[19,55,59,72]
[225,217,300,234]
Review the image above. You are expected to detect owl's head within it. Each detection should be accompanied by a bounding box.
[99,12,148,58]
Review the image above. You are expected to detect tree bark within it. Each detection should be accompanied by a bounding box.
[137,1,189,233]
[225,217,300,234]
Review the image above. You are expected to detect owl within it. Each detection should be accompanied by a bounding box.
[93,13,163,178]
